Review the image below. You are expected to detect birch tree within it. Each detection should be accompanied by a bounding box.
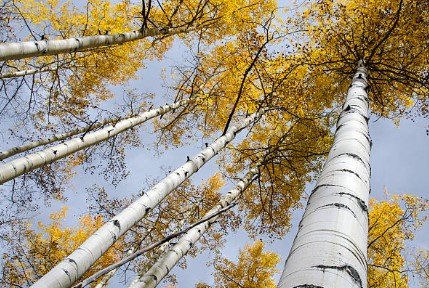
[0,109,148,161]
[278,1,429,285]
[0,0,277,140]
[81,173,232,287]
[128,108,333,285]
[0,0,276,61]
[2,207,126,288]
[0,99,188,184]
[278,61,370,287]
[2,1,428,287]
[0,0,279,207]
[292,0,429,120]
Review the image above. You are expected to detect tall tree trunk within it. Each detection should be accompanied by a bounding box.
[75,204,236,288]
[129,167,259,288]
[0,113,136,161]
[0,27,193,61]
[31,111,262,288]
[278,62,370,288]
[0,99,189,184]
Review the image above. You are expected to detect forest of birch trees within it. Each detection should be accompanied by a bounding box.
[0,0,428,287]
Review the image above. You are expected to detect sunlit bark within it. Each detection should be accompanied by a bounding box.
[0,99,189,184]
[278,62,370,288]
[0,27,192,61]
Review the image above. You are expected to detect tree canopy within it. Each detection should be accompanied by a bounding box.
[0,0,428,287]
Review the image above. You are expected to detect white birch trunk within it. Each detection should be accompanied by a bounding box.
[0,67,55,79]
[0,115,128,161]
[31,112,262,288]
[0,99,188,184]
[74,205,237,287]
[0,64,98,79]
[129,167,259,288]
[0,27,191,61]
[278,62,370,288]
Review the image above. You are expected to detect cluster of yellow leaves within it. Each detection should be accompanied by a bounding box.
[156,16,339,238]
[368,193,429,288]
[11,0,278,115]
[11,0,159,122]
[2,207,125,287]
[294,0,429,120]
[197,240,280,288]
[217,104,333,238]
[155,22,297,148]
[19,0,138,36]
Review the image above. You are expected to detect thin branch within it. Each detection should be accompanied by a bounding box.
[366,0,403,63]
[222,34,270,135]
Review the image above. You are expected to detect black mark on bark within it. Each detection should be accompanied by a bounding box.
[337,192,368,212]
[314,264,363,288]
[319,203,356,218]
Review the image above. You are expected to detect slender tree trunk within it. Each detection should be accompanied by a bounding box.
[0,99,189,184]
[31,111,262,288]
[0,114,133,161]
[278,62,370,288]
[0,67,56,79]
[74,204,235,288]
[129,167,259,288]
[0,27,193,61]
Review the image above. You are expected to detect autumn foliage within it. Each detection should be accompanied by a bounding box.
[2,207,125,287]
[368,194,429,287]
[0,0,428,287]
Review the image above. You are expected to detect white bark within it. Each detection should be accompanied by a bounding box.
[0,67,55,79]
[129,167,259,288]
[0,116,125,161]
[74,205,235,288]
[0,99,189,184]
[0,27,191,61]
[31,112,262,288]
[278,63,370,288]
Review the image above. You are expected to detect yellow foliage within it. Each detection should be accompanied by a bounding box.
[368,193,429,288]
[2,207,125,287]
[294,0,429,120]
[209,240,280,288]
[8,0,158,123]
